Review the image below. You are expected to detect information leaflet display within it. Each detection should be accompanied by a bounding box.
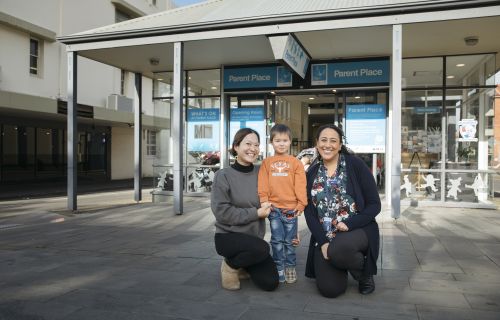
[345,104,386,153]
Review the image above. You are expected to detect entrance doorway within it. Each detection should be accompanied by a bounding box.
[226,89,388,190]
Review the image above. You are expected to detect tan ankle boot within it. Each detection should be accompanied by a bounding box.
[221,260,240,290]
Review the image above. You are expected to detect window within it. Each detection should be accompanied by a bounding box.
[30,38,39,75]
[115,9,133,23]
[120,70,125,95]
[146,130,157,156]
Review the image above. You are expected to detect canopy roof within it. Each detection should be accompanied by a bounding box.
[58,0,500,77]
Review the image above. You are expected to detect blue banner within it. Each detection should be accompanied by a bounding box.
[224,66,292,89]
[187,108,220,152]
[311,59,389,86]
[345,104,386,153]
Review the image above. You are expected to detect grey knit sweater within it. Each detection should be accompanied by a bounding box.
[211,165,266,239]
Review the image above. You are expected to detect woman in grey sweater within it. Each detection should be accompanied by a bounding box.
[211,128,279,291]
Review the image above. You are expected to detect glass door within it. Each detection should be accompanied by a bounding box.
[227,94,273,163]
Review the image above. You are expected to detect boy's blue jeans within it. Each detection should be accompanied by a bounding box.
[268,207,298,273]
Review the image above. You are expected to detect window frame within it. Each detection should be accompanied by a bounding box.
[29,37,40,76]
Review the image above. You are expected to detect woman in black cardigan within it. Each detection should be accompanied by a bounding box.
[304,124,381,298]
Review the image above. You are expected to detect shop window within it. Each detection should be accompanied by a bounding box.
[153,72,174,97]
[187,69,220,96]
[446,54,496,87]
[187,97,220,109]
[401,90,443,170]
[402,57,443,88]
[30,38,41,75]
[445,88,495,170]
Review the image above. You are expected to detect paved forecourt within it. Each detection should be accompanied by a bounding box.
[1,191,500,320]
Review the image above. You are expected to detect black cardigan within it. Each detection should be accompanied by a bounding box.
[304,154,381,278]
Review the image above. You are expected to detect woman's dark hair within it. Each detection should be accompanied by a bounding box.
[230,128,260,156]
[315,124,352,154]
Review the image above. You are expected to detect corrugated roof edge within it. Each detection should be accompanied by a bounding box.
[58,0,499,44]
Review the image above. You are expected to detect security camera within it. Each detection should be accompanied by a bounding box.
[464,36,479,46]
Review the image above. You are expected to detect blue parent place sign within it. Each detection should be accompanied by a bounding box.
[224,65,293,89]
[311,59,390,86]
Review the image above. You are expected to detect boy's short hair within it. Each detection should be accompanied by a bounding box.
[270,124,292,141]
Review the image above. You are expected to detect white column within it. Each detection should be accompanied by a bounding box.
[134,73,142,202]
[173,42,184,214]
[67,51,77,211]
[390,24,402,219]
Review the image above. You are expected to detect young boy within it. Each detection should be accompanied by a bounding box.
[258,124,307,283]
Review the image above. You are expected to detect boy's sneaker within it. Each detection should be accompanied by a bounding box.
[285,267,297,283]
[278,269,286,283]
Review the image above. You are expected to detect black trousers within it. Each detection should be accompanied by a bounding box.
[314,228,368,298]
[215,232,279,291]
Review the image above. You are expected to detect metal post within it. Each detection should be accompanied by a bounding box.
[134,73,142,202]
[220,67,227,169]
[173,42,184,214]
[390,24,402,219]
[67,51,77,211]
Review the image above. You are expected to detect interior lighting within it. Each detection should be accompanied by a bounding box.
[332,89,337,93]
[270,91,276,94]
[355,96,361,99]
[308,97,315,100]
[456,63,465,67]
[211,86,217,90]
[447,75,455,79]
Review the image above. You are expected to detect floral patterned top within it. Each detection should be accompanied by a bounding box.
[311,153,358,241]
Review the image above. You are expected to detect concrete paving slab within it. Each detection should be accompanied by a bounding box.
[416,305,500,320]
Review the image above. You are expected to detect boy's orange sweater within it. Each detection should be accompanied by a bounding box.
[258,154,307,212]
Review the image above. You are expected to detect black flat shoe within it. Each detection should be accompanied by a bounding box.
[358,275,375,295]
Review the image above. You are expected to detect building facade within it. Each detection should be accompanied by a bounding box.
[0,0,175,186]
[56,0,500,213]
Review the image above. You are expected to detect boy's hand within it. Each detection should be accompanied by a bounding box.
[292,233,300,246]
[257,202,272,218]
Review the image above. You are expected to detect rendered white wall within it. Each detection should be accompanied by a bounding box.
[0,25,60,99]
[111,126,134,180]
[111,126,157,180]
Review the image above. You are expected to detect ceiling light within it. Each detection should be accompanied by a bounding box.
[211,86,217,90]
[157,78,163,81]
[332,89,337,93]
[447,75,455,79]
[456,63,465,67]
[270,91,276,94]
[355,96,361,99]
[308,97,315,100]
